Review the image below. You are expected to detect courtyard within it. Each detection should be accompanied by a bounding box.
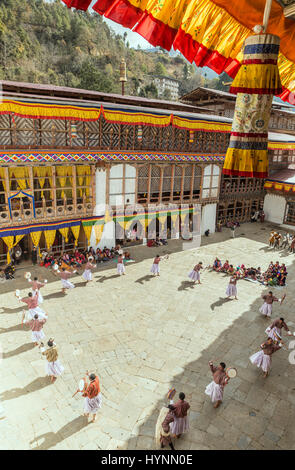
[0,222,295,450]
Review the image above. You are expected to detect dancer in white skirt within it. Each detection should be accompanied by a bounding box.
[205,361,229,408]
[28,277,46,304]
[226,275,238,300]
[259,291,279,318]
[82,373,102,423]
[117,254,126,275]
[82,257,96,283]
[151,255,161,276]
[188,261,203,284]
[42,339,64,383]
[19,292,47,321]
[58,268,76,294]
[250,338,282,378]
[169,392,190,438]
[24,313,46,346]
[265,317,293,342]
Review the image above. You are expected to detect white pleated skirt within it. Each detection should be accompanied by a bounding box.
[84,393,102,414]
[260,302,272,317]
[46,360,64,377]
[117,263,126,275]
[226,284,237,297]
[82,269,92,281]
[61,279,75,289]
[188,270,200,281]
[169,416,189,435]
[205,381,224,402]
[151,264,160,274]
[32,289,43,304]
[28,307,47,320]
[265,327,281,341]
[31,330,45,342]
[250,350,271,372]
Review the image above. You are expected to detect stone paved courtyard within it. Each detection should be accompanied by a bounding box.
[0,223,295,450]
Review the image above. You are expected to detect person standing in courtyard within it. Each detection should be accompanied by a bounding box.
[117,253,126,276]
[259,291,279,318]
[24,313,46,347]
[169,392,190,438]
[57,268,76,294]
[156,405,176,450]
[188,261,203,284]
[82,372,102,423]
[28,276,46,304]
[226,274,238,300]
[42,339,64,383]
[151,254,161,277]
[18,291,47,321]
[205,361,229,409]
[82,256,96,283]
[250,338,282,378]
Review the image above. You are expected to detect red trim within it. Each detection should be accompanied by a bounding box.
[223,168,268,178]
[231,132,268,138]
[133,12,177,50]
[0,111,97,122]
[94,0,144,28]
[243,59,277,65]
[230,86,283,95]
[62,0,92,10]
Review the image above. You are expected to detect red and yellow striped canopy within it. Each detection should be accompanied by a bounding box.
[63,0,295,105]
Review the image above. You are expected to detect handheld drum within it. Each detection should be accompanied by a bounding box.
[226,367,237,379]
[24,272,31,280]
[72,378,87,398]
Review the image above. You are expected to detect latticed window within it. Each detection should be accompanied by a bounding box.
[193,165,202,198]
[150,165,161,201]
[285,202,295,225]
[137,164,149,202]
[173,165,182,199]
[183,166,193,197]
[162,165,172,201]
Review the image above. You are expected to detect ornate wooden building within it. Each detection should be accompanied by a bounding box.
[0,81,294,264]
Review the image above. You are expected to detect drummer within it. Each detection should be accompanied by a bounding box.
[28,276,46,304]
[57,268,76,294]
[205,361,229,408]
[18,291,47,321]
[265,317,292,342]
[259,291,279,318]
[23,313,46,347]
[82,373,102,423]
[82,256,96,283]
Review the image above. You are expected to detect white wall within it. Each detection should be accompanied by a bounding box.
[263,194,286,225]
[201,203,217,235]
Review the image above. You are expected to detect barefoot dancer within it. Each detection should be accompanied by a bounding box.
[82,372,102,423]
[259,291,279,318]
[188,261,203,284]
[18,292,47,322]
[117,253,126,276]
[57,268,76,294]
[151,255,161,277]
[28,277,47,304]
[24,313,46,347]
[82,257,96,283]
[226,274,238,300]
[250,338,282,378]
[169,392,190,438]
[265,317,293,342]
[42,339,64,383]
[205,361,229,409]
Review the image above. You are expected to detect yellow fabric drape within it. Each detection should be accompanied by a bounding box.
[94,224,104,245]
[59,227,69,243]
[83,225,93,244]
[71,225,80,247]
[44,230,56,250]
[77,165,91,199]
[33,167,50,198]
[14,234,25,247]
[30,231,42,256]
[0,168,6,192]
[56,166,72,199]
[9,167,29,191]
[171,213,179,228]
[2,236,14,264]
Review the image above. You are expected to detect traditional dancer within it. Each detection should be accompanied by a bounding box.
[250,338,282,378]
[151,255,161,276]
[82,372,102,423]
[226,274,238,300]
[169,392,190,438]
[28,276,46,304]
[117,253,126,276]
[188,261,203,284]
[205,361,229,408]
[82,256,96,283]
[24,313,46,347]
[18,291,47,321]
[265,317,293,342]
[259,291,279,318]
[58,268,76,294]
[155,405,175,450]
[42,339,64,383]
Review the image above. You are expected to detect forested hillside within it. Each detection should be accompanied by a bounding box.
[0,0,229,98]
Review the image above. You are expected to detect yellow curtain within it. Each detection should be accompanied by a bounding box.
[158,213,167,227]
[9,167,29,191]
[71,225,80,247]
[83,224,93,245]
[2,236,14,264]
[44,230,56,250]
[14,234,25,247]
[56,166,72,199]
[94,224,104,245]
[77,165,91,198]
[0,168,6,192]
[30,231,42,256]
[59,227,69,243]
[33,167,49,198]
[171,213,179,228]
[105,209,113,224]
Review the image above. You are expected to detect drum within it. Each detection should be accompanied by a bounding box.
[24,272,31,280]
[226,367,237,379]
[88,256,94,262]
